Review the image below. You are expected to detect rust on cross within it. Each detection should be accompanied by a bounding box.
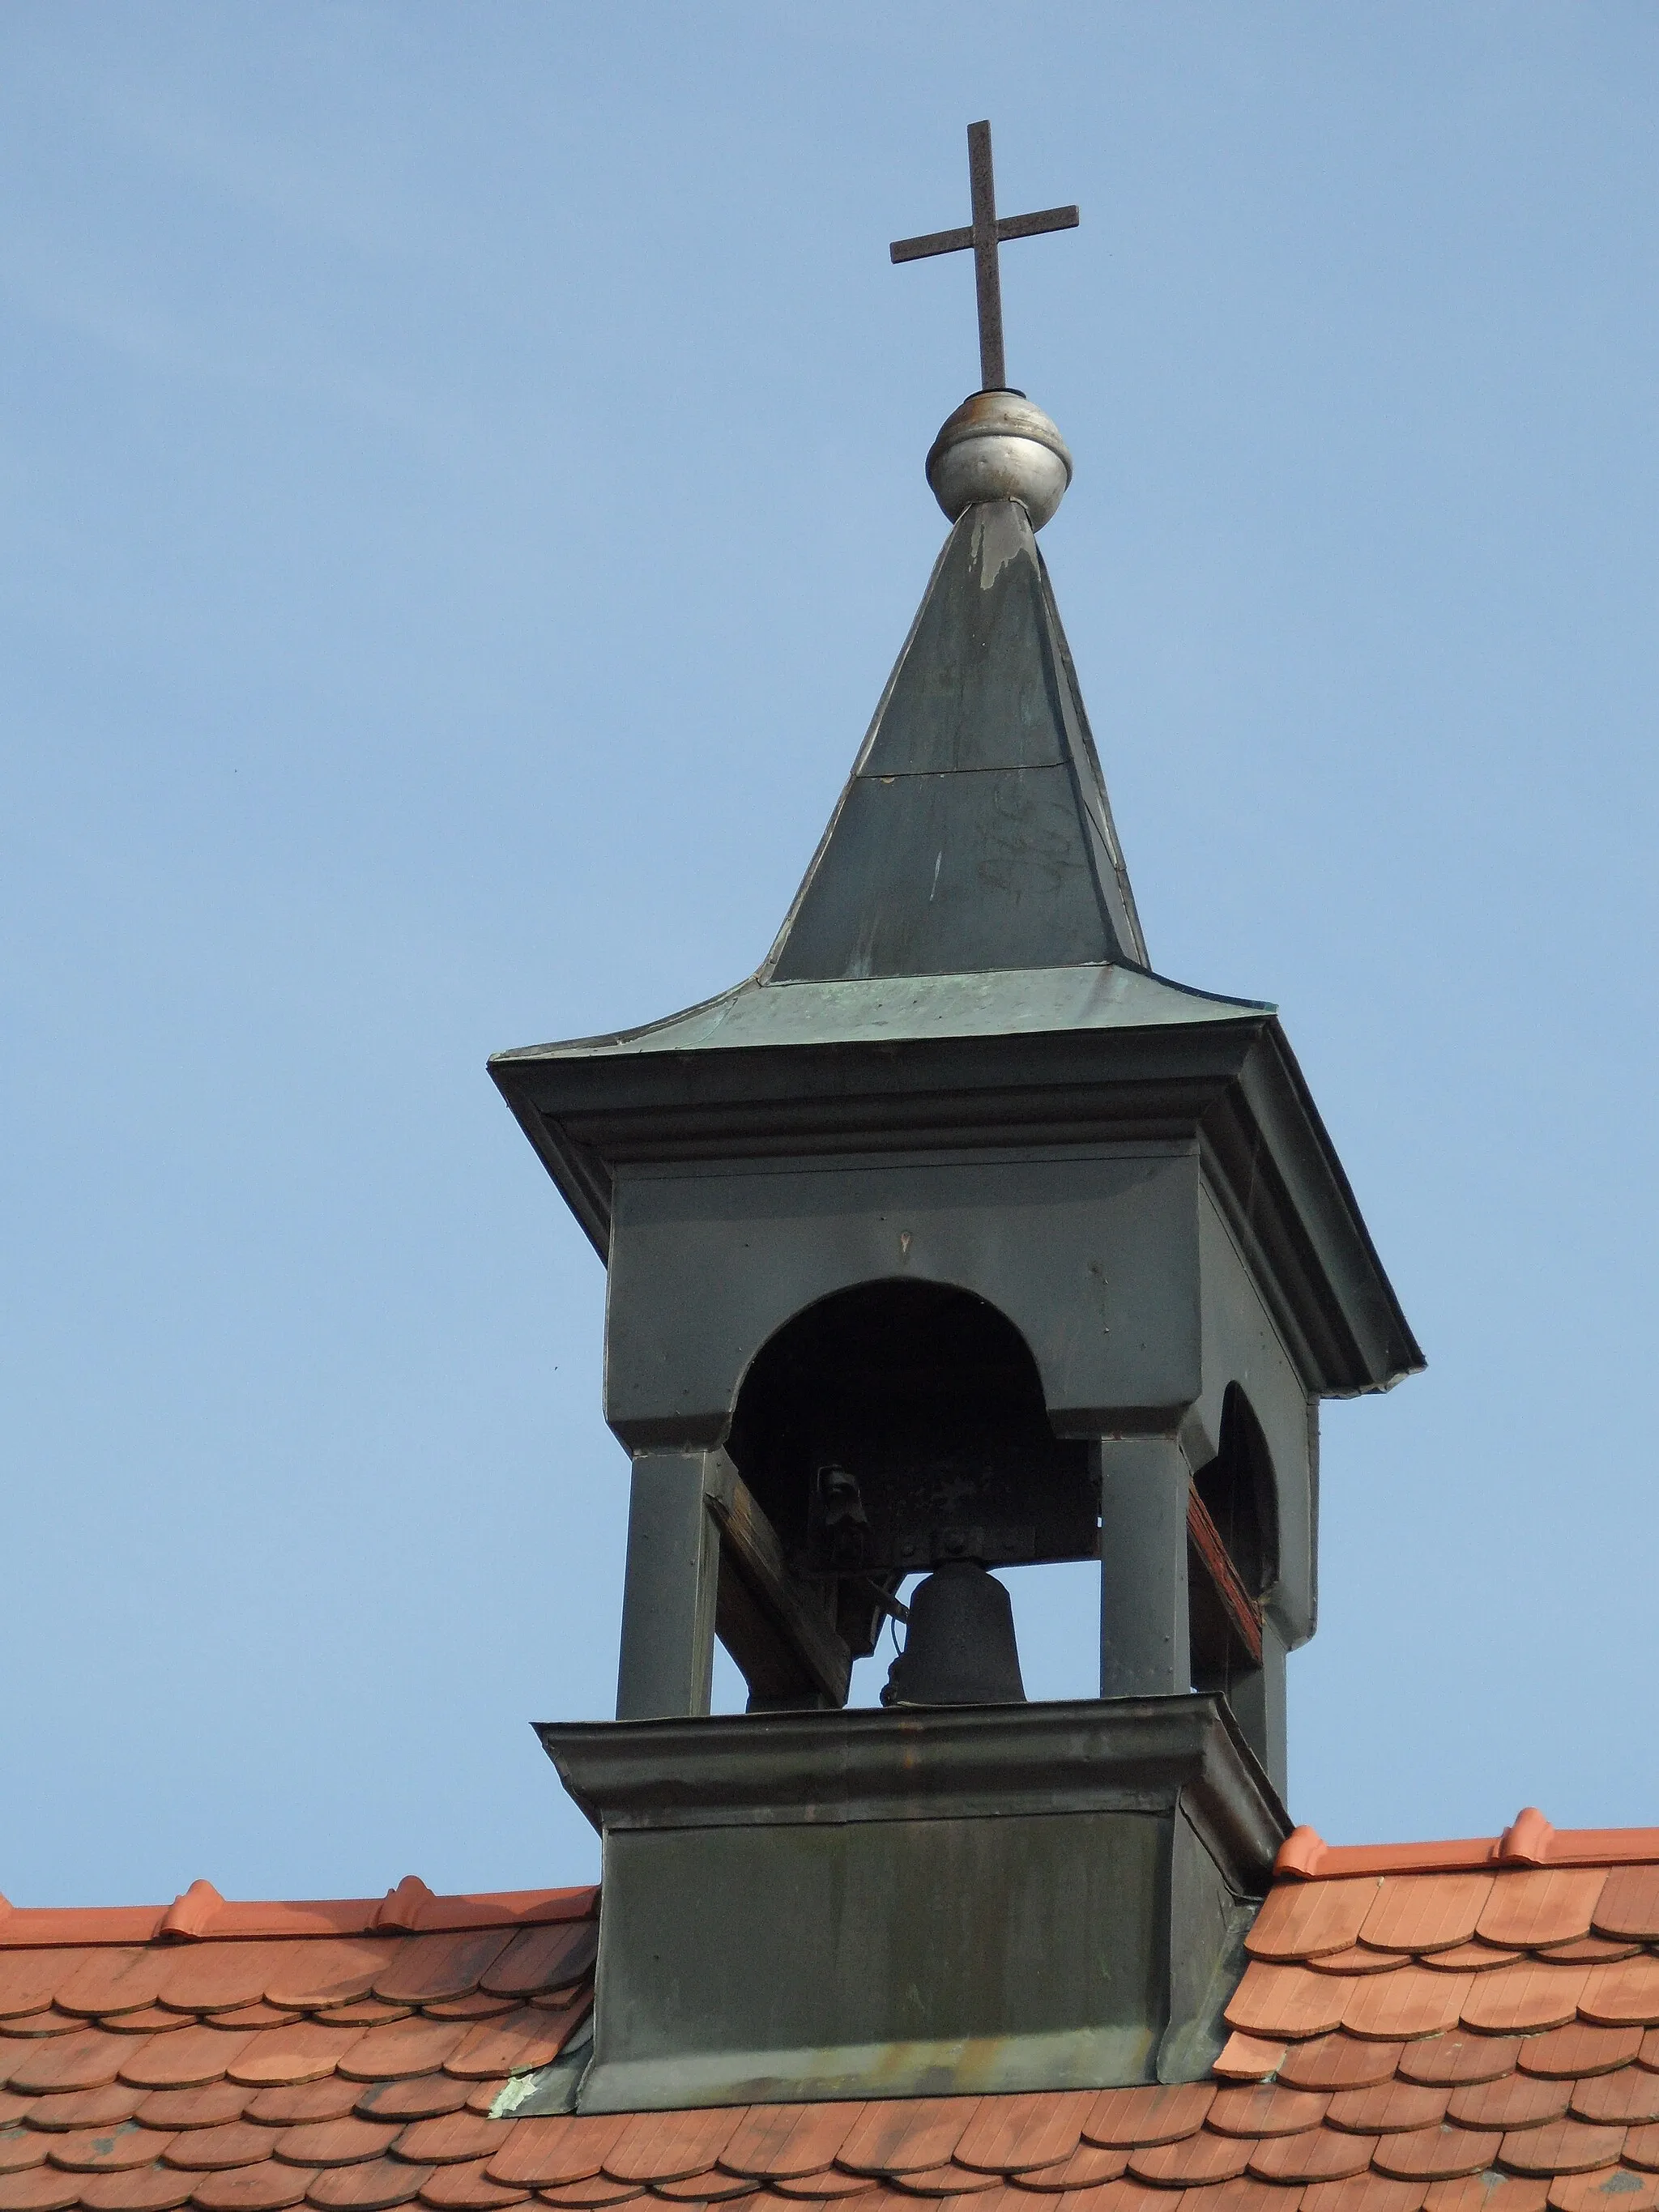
[890,119,1078,393]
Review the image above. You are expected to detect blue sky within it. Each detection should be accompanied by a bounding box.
[4,3,1658,1908]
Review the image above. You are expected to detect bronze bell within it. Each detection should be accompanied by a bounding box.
[881,1561,1027,1707]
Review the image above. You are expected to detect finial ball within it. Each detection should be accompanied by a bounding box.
[926,390,1073,530]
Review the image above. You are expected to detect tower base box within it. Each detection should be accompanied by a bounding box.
[537,1694,1288,2111]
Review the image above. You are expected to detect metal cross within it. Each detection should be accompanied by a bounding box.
[890,120,1079,393]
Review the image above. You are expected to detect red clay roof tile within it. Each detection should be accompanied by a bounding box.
[355,2085,470,2127]
[1538,1945,1637,1967]
[0,1962,96,2025]
[193,2167,313,2210]
[1578,1964,1659,2029]
[1127,2131,1254,2185]
[1448,2080,1570,2131]
[1593,1875,1659,1944]
[163,2123,276,2172]
[1501,2126,1629,2178]
[1311,1953,1410,1982]
[100,2010,190,2039]
[1372,2129,1503,2181]
[0,2137,44,2177]
[322,2007,412,2031]
[1248,2127,1378,2183]
[1070,2184,1168,2212]
[1302,2176,1426,2212]
[487,2118,628,2191]
[1477,1879,1606,1954]
[882,2163,1001,2196]
[1518,2027,1643,2080]
[837,2103,977,2177]
[1460,1967,1589,2036]
[1326,2087,1449,2136]
[1360,1882,1495,1958]
[7,2028,132,2095]
[392,2119,512,2171]
[1620,2128,1659,2175]
[1345,1974,1474,2043]
[261,1950,395,2016]
[249,2086,362,2129]
[1418,1950,1520,1977]
[1006,2147,1129,2193]
[210,2009,304,2035]
[56,1954,173,2022]
[606,2105,743,2194]
[442,2005,586,2084]
[81,2170,195,2211]
[337,2023,467,2087]
[1209,2088,1331,2138]
[420,2000,514,2027]
[416,2158,527,2209]
[1181,2181,1297,2212]
[373,1939,514,2013]
[310,2156,433,2209]
[119,2028,254,2091]
[1547,2172,1659,2212]
[275,2122,403,2171]
[1572,2079,1659,2129]
[718,2103,863,2181]
[224,2031,372,2093]
[1422,2178,1546,2212]
[953,2097,1090,2176]
[0,2167,81,2209]
[29,2084,145,2131]
[480,1935,596,2007]
[766,2171,871,2200]
[137,2086,251,2131]
[1251,1885,1380,1963]
[155,1949,300,2019]
[1280,2040,1408,2093]
[1227,1967,1349,2043]
[49,2124,177,2174]
[1213,2037,1288,2084]
[537,2181,646,2207]
[1081,2084,1215,2148]
[1,2014,83,2042]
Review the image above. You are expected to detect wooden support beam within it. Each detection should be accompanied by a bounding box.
[702,1454,853,1708]
[1185,1483,1263,1666]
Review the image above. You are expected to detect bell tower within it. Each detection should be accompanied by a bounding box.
[490,121,1421,2113]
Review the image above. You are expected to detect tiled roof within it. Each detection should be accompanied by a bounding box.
[9,1825,1659,2212]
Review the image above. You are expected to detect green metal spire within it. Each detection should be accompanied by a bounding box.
[765,497,1147,983]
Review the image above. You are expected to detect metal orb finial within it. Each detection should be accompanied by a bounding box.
[926,389,1073,530]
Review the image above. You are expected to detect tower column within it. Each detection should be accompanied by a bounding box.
[1226,1617,1289,1802]
[616,1449,720,1720]
[1095,1437,1192,1698]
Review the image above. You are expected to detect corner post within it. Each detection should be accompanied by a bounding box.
[616,1449,720,1720]
[1226,1617,1289,1802]
[1096,1436,1192,1698]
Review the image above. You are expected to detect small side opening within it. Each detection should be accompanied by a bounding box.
[1188,1383,1278,1704]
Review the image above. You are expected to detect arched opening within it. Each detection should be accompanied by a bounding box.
[727,1278,1096,1662]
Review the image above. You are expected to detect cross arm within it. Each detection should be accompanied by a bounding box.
[889,203,1079,266]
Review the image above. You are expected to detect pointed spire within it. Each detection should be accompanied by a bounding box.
[766,493,1146,984]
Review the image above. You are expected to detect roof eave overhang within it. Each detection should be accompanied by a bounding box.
[488,1014,1422,1398]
